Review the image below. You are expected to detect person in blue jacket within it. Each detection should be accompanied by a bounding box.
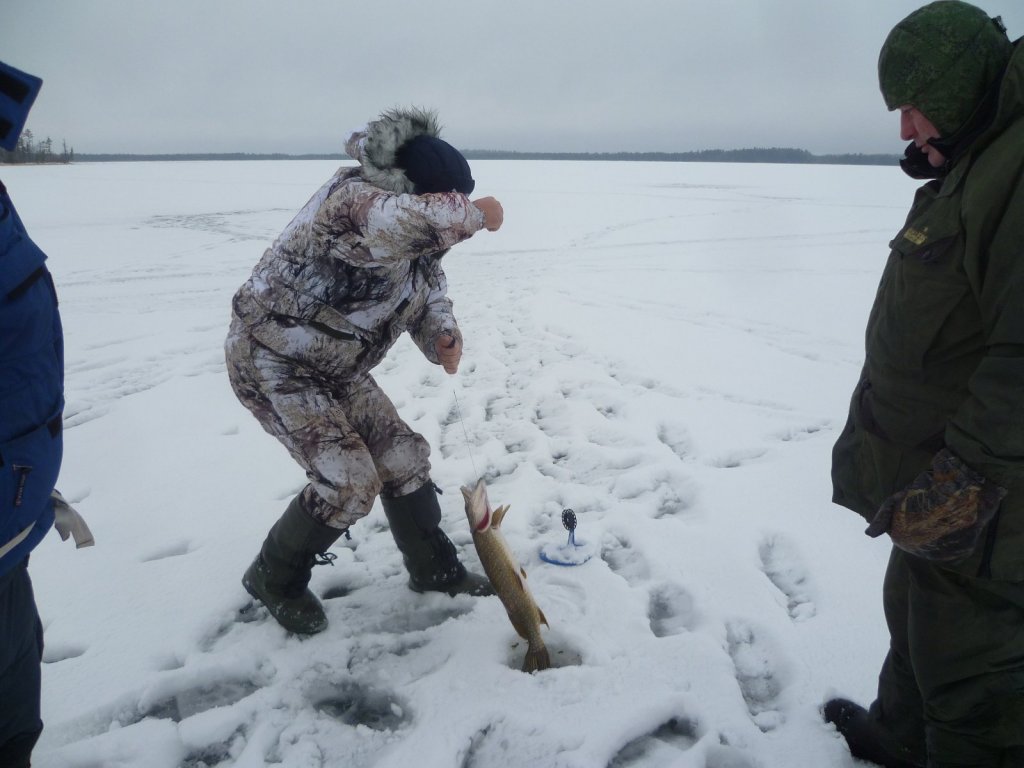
[0,61,65,768]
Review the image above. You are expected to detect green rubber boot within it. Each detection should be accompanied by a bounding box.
[381,482,493,597]
[242,493,345,634]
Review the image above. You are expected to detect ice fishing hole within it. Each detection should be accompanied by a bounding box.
[309,680,410,731]
[504,638,583,673]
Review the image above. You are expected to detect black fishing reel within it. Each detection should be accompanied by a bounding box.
[562,509,577,533]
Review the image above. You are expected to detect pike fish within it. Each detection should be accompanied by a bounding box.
[461,478,551,673]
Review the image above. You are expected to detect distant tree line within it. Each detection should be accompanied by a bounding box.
[32,147,900,167]
[0,129,74,164]
[461,147,900,166]
[74,152,346,162]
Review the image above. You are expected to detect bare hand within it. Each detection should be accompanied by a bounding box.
[435,332,463,374]
[473,197,504,232]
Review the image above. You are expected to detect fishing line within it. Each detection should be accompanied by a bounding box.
[452,388,480,480]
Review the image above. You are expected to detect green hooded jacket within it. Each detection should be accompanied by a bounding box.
[832,39,1024,581]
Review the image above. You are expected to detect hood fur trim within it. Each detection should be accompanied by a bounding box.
[356,107,443,194]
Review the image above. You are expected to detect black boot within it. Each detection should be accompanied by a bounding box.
[242,494,345,634]
[823,699,925,768]
[381,482,493,597]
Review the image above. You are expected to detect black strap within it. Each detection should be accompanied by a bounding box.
[7,266,47,301]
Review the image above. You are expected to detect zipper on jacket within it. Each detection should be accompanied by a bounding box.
[306,318,358,342]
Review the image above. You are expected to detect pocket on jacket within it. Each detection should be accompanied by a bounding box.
[869,233,975,372]
[0,406,63,545]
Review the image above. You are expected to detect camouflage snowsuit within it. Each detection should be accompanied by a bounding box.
[226,117,485,529]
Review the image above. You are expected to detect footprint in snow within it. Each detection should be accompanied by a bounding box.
[775,420,830,442]
[758,534,816,622]
[347,636,429,668]
[502,436,534,454]
[139,539,193,562]
[657,422,692,462]
[725,620,784,732]
[198,601,270,652]
[653,482,694,519]
[440,401,462,428]
[180,742,237,768]
[594,397,624,420]
[647,582,699,638]
[461,722,576,768]
[608,716,700,767]
[708,448,767,469]
[135,676,262,724]
[306,679,410,732]
[485,393,517,420]
[600,534,651,586]
[481,460,519,486]
[369,601,474,635]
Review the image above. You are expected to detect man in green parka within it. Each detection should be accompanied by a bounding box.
[824,2,1024,766]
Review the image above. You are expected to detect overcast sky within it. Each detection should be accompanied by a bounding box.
[4,0,1023,156]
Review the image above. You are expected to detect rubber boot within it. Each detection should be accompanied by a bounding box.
[381,482,493,597]
[823,699,925,768]
[242,494,345,634]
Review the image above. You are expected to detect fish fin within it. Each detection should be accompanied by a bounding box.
[507,563,526,590]
[538,608,549,628]
[512,567,528,591]
[492,504,509,528]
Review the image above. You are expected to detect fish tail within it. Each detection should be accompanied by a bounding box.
[522,644,551,673]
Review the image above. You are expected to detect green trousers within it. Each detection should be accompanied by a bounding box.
[868,548,1024,766]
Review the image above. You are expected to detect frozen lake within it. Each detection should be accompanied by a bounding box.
[5,158,919,767]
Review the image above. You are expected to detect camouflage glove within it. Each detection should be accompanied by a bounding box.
[865,448,1006,561]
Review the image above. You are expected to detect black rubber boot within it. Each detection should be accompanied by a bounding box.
[381,482,493,597]
[242,494,345,634]
[823,699,925,768]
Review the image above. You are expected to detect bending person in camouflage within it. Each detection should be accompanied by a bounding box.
[827,3,1024,766]
[226,107,503,635]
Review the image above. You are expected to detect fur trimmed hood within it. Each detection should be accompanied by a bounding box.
[345,107,443,194]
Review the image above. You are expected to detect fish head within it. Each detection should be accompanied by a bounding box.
[460,478,492,532]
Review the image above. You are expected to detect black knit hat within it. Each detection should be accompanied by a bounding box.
[395,134,475,195]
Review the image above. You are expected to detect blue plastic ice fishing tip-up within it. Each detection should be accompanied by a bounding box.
[539,508,594,566]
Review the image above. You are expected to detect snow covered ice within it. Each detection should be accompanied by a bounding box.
[7,157,921,767]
